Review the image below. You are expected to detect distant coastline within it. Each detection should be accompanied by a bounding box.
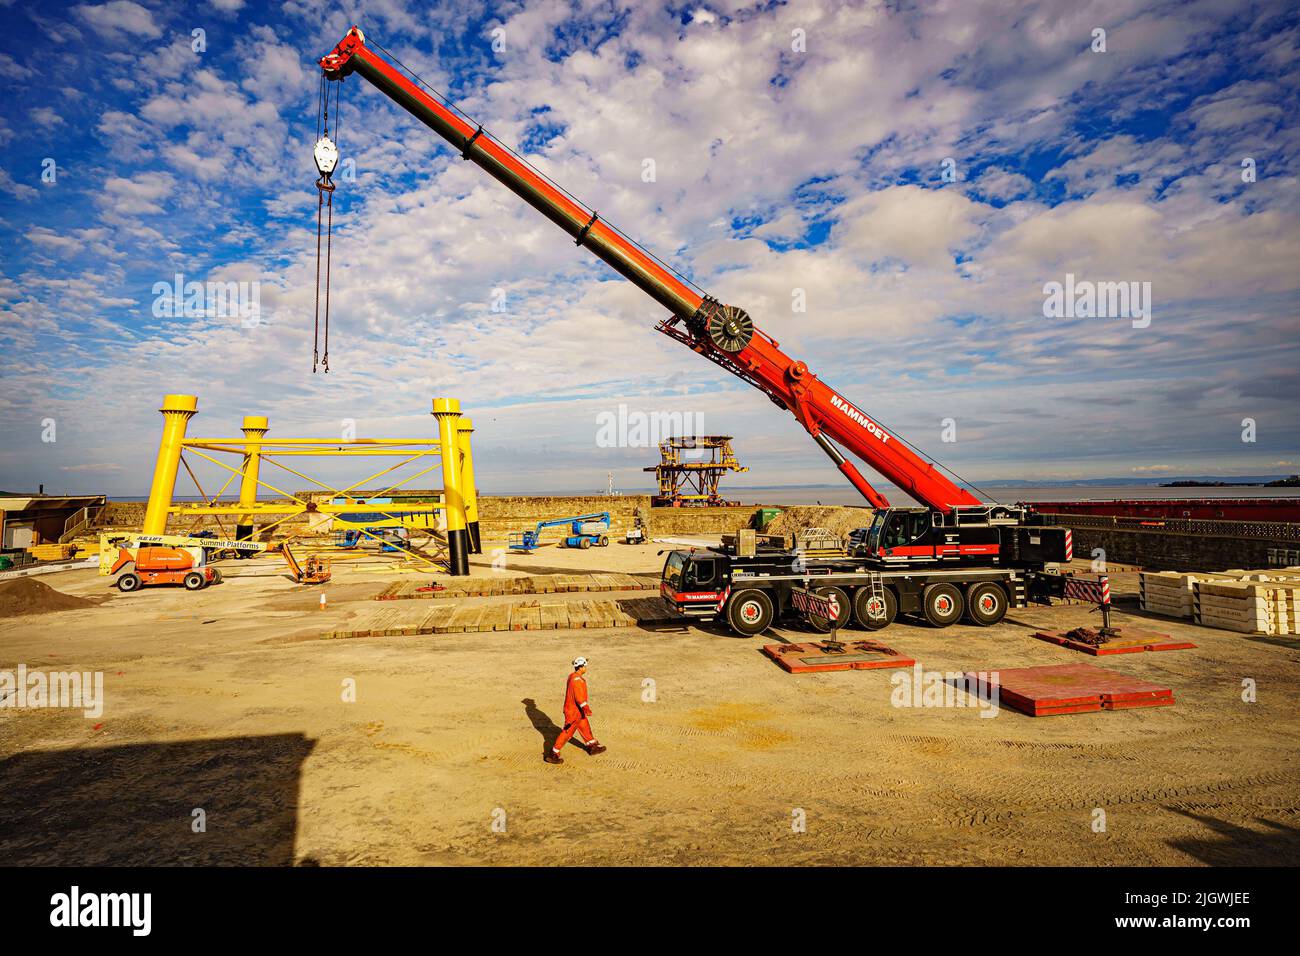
[1162,475,1300,488]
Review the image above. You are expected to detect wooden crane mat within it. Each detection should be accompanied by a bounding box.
[324,596,677,638]
[964,663,1175,717]
[376,572,657,600]
[762,639,915,674]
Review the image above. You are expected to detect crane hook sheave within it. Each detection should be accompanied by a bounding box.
[707,304,754,354]
[314,136,339,178]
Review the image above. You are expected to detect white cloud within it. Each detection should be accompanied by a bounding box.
[30,107,64,129]
[27,226,120,259]
[0,168,38,201]
[72,1,161,40]
[99,171,176,215]
[0,53,31,80]
[833,185,984,270]
[970,168,1034,202]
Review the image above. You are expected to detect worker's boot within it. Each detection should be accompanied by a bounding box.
[544,752,563,764]
[586,743,607,756]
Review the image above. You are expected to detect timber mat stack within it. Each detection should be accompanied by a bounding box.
[27,543,77,561]
[30,539,103,561]
[1141,567,1300,635]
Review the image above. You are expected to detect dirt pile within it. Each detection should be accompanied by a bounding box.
[765,505,872,539]
[0,577,101,617]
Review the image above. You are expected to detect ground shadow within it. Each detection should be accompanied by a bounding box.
[0,733,315,866]
[1002,615,1048,630]
[1115,607,1193,626]
[521,698,562,753]
[632,620,701,635]
[1166,806,1300,865]
[479,559,656,580]
[1243,634,1300,651]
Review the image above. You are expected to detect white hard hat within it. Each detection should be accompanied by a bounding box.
[573,656,588,668]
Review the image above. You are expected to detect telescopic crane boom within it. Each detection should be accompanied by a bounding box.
[318,26,984,514]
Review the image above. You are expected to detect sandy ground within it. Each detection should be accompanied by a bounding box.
[2,537,1299,866]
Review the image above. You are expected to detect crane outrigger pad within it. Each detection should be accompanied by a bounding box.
[1032,628,1196,656]
[964,663,1175,716]
[762,639,915,674]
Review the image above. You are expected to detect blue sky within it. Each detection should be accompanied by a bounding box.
[1,0,1298,501]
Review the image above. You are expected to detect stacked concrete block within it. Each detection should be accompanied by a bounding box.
[1139,571,1230,619]
[1142,567,1300,634]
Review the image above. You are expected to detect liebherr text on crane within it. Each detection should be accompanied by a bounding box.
[315,26,1073,637]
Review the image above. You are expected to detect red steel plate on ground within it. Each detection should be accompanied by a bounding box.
[964,663,1174,717]
[762,640,915,674]
[1033,629,1196,656]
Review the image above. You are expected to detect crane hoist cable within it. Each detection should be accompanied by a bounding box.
[312,73,342,373]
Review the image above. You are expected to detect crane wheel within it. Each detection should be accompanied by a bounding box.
[579,537,592,550]
[922,583,964,627]
[805,585,851,633]
[183,571,207,591]
[116,573,141,593]
[726,589,774,637]
[965,582,1007,626]
[854,586,897,631]
[598,536,609,547]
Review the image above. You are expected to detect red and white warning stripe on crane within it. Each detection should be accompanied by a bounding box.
[1063,575,1110,605]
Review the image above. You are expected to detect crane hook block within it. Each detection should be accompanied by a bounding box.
[314,135,339,181]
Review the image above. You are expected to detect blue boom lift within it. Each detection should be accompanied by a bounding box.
[332,527,410,552]
[509,512,611,552]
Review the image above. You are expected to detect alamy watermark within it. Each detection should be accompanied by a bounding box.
[595,403,704,448]
[890,663,1000,717]
[1043,273,1151,329]
[50,886,150,936]
[152,272,262,328]
[1,665,103,718]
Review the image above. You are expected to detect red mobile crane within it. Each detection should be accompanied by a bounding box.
[316,27,1071,635]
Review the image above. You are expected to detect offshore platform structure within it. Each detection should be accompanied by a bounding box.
[117,393,483,576]
[646,436,748,507]
[312,27,1075,634]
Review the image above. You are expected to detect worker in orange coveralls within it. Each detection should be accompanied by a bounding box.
[545,656,607,763]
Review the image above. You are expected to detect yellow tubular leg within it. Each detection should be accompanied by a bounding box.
[142,395,198,535]
[237,415,269,542]
[457,417,481,554]
[432,398,468,575]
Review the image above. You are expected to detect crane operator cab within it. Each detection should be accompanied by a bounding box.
[660,549,730,620]
[852,507,1003,565]
[851,508,937,562]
